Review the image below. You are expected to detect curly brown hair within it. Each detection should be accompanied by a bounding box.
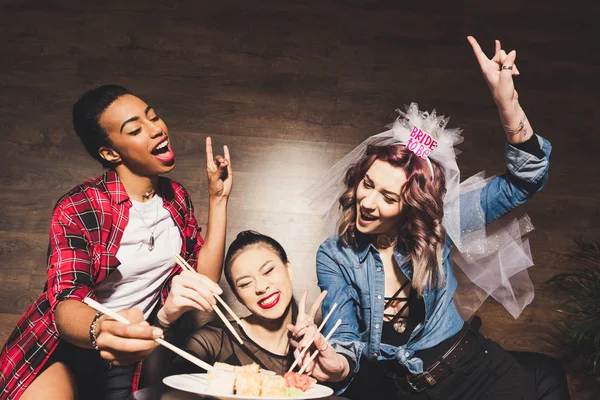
[338,144,447,295]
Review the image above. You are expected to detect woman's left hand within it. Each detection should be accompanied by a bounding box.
[468,36,534,144]
[157,270,223,325]
[467,36,520,111]
[206,136,232,199]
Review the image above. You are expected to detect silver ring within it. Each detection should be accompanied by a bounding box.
[501,65,513,71]
[317,343,329,352]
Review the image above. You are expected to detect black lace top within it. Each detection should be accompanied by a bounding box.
[170,320,294,376]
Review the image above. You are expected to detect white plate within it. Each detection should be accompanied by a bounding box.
[163,373,334,399]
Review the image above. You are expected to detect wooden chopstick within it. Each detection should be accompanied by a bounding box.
[175,255,241,324]
[297,319,342,375]
[288,302,338,373]
[83,297,214,372]
[174,255,241,323]
[174,255,244,345]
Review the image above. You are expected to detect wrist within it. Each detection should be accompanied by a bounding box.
[497,101,522,125]
[157,307,176,326]
[156,311,172,330]
[208,196,228,206]
[330,354,350,382]
[89,311,104,350]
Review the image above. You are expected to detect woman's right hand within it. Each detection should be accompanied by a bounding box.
[157,270,223,325]
[287,289,327,345]
[95,308,162,366]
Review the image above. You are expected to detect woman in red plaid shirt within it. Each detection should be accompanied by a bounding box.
[0,85,233,399]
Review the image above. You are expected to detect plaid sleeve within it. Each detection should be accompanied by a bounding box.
[182,190,204,267]
[46,204,94,311]
[189,197,204,253]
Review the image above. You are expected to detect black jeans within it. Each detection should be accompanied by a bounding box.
[48,341,135,400]
[344,328,535,400]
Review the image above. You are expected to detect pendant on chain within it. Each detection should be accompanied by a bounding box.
[149,235,155,251]
[393,320,407,333]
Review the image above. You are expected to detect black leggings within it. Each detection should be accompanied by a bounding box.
[344,327,535,400]
[46,341,135,400]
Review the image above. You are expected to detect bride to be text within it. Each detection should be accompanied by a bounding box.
[407,126,438,159]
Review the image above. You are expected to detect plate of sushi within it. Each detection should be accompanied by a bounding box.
[163,362,334,399]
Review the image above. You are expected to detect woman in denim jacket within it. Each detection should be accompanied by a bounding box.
[292,37,551,399]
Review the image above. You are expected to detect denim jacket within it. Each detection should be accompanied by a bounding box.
[316,134,551,391]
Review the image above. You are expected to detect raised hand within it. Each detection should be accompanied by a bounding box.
[206,136,232,199]
[287,290,327,347]
[467,36,520,109]
[467,36,533,144]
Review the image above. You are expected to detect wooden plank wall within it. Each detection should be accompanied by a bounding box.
[1,0,598,397]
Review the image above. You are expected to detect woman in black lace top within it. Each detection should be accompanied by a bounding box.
[170,231,325,376]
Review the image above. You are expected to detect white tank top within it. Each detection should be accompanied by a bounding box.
[95,194,183,319]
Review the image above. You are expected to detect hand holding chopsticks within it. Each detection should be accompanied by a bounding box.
[155,265,228,334]
[298,319,342,374]
[293,319,348,381]
[174,254,244,345]
[83,297,214,371]
[287,302,337,372]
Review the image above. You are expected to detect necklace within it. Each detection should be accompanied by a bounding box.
[130,189,156,200]
[376,233,396,248]
[130,196,160,251]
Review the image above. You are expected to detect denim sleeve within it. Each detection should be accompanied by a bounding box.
[460,134,551,231]
[316,242,364,394]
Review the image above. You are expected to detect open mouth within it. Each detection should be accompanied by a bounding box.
[257,292,281,310]
[150,138,175,164]
[359,208,378,222]
[151,138,170,155]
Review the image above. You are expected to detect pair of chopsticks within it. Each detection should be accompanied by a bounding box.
[297,319,342,374]
[83,297,214,372]
[174,254,244,345]
[287,302,338,373]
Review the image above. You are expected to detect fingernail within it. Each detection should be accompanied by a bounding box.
[153,328,163,337]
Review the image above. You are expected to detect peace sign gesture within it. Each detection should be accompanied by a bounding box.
[287,290,327,346]
[205,136,232,199]
[467,36,520,110]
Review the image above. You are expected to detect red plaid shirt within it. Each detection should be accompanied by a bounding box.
[0,170,204,399]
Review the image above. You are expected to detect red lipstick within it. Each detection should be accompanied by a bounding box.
[257,292,281,310]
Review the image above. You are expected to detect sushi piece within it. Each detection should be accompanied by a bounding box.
[260,375,287,396]
[234,363,260,374]
[235,372,262,396]
[206,369,235,395]
[284,372,317,392]
[213,362,235,372]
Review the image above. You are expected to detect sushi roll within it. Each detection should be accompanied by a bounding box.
[234,363,260,374]
[260,375,287,396]
[206,369,235,395]
[235,372,262,396]
[213,362,235,372]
